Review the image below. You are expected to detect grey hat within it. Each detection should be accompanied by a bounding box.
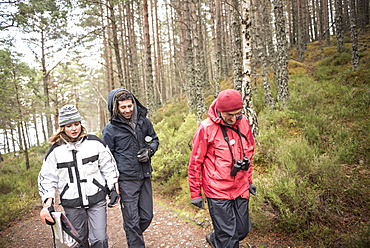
[58,105,82,126]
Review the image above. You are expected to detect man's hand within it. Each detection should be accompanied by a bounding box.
[40,198,55,225]
[249,184,257,196]
[191,197,204,209]
[108,188,120,207]
[137,148,153,163]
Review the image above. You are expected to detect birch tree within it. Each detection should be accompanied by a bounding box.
[241,0,258,136]
[258,0,275,109]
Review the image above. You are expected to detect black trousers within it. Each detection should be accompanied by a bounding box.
[119,178,153,248]
[207,197,252,248]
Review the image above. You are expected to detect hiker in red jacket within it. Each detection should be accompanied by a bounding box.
[188,89,256,248]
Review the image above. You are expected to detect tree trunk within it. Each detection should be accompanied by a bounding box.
[13,72,30,170]
[259,1,275,108]
[32,112,40,146]
[357,0,370,32]
[10,128,16,154]
[183,0,196,111]
[210,0,222,96]
[231,0,243,91]
[250,0,259,92]
[297,0,306,61]
[40,113,47,143]
[100,2,114,91]
[5,129,10,153]
[165,3,174,99]
[324,0,331,46]
[118,3,129,90]
[153,0,165,104]
[335,0,345,52]
[108,0,125,87]
[241,0,259,137]
[312,0,318,41]
[349,0,359,71]
[41,29,53,138]
[274,0,290,104]
[126,1,140,98]
[143,0,155,114]
[193,1,206,122]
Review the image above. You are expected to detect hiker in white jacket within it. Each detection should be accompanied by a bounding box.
[38,105,119,248]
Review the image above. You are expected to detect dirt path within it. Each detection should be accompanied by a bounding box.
[0,200,211,248]
[0,198,301,248]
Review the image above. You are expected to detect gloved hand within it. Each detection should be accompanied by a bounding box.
[191,197,204,209]
[108,188,120,207]
[137,148,153,163]
[249,184,257,196]
[40,197,55,225]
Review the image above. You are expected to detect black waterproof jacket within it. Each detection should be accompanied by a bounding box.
[102,88,159,180]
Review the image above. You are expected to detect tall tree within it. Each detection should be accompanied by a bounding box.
[274,0,289,103]
[241,0,258,136]
[143,0,155,114]
[107,0,125,87]
[192,1,207,122]
[182,0,196,111]
[335,0,345,52]
[12,67,30,170]
[258,0,275,109]
[349,0,359,71]
[17,0,71,137]
[210,0,223,96]
[0,49,35,167]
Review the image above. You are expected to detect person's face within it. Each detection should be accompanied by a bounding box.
[220,109,243,125]
[64,122,82,139]
[118,100,134,119]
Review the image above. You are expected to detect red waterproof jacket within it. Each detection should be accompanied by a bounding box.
[188,99,255,200]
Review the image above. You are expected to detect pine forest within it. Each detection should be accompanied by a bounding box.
[0,0,369,247]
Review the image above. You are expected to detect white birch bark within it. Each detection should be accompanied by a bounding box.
[241,0,259,137]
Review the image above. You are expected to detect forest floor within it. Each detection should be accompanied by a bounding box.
[0,195,308,248]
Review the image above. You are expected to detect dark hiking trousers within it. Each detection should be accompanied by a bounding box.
[207,197,252,248]
[64,200,108,248]
[119,178,153,248]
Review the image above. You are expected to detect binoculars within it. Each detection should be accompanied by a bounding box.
[230,156,250,176]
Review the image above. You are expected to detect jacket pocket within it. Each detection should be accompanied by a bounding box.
[83,155,99,175]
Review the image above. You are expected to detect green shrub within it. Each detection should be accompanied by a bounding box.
[0,153,41,231]
[151,113,198,195]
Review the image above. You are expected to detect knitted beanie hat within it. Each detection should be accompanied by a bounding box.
[216,89,243,112]
[58,105,82,126]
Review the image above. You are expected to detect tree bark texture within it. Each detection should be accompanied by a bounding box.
[274,0,290,104]
[143,0,155,114]
[242,0,259,137]
[335,0,345,52]
[349,0,359,71]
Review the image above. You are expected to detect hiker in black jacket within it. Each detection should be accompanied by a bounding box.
[103,88,159,248]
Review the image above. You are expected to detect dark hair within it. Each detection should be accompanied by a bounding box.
[113,91,134,117]
[116,91,133,102]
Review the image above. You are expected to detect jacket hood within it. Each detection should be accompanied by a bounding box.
[107,88,147,118]
[208,98,242,127]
